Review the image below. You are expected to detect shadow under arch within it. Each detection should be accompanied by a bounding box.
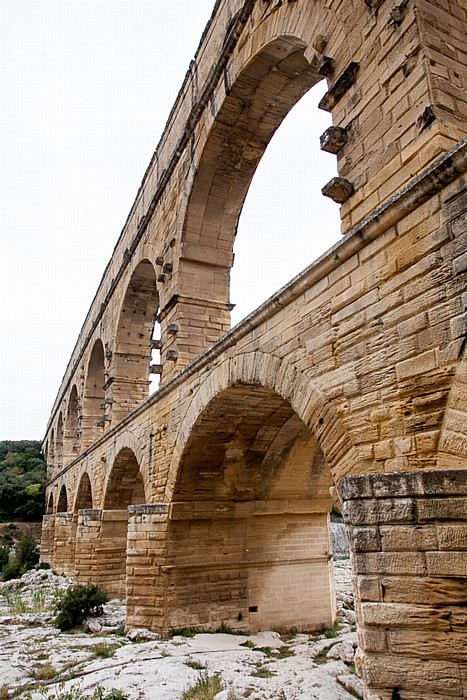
[167,352,358,501]
[163,353,356,633]
[64,384,81,464]
[55,413,64,471]
[179,35,323,312]
[74,472,93,512]
[112,259,159,424]
[57,484,68,513]
[46,491,54,515]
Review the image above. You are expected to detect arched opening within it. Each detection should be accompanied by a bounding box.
[104,447,145,510]
[47,492,54,515]
[166,384,335,633]
[64,385,81,463]
[100,448,146,597]
[82,339,106,446]
[231,82,340,324]
[57,484,68,513]
[179,36,340,340]
[47,431,55,477]
[55,414,64,471]
[75,472,93,511]
[113,260,159,424]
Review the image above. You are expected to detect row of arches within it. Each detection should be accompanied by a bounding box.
[44,260,162,475]
[47,447,145,515]
[43,369,340,631]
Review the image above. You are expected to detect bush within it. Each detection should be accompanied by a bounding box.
[1,533,39,581]
[54,583,108,631]
[2,559,21,581]
[0,546,9,570]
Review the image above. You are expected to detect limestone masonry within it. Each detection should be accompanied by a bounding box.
[42,1,467,698]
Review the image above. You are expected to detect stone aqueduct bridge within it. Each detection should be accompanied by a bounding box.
[42,1,466,697]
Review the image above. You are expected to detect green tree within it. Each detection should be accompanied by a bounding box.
[0,441,46,521]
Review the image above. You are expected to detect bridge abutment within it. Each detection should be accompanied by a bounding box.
[339,469,467,699]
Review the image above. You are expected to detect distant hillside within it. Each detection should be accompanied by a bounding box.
[0,441,46,521]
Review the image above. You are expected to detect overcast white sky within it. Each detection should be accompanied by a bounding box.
[0,0,341,441]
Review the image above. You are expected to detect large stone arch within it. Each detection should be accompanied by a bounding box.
[98,447,147,598]
[74,472,93,512]
[82,339,106,447]
[103,445,147,510]
[112,259,160,424]
[46,491,54,515]
[166,352,358,501]
[64,384,81,464]
[56,484,68,513]
[177,34,326,344]
[161,352,357,632]
[55,413,64,471]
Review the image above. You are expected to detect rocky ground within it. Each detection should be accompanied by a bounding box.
[0,558,361,700]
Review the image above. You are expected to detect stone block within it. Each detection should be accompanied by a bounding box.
[361,601,451,630]
[416,497,467,522]
[362,655,463,695]
[353,552,427,576]
[344,498,415,526]
[349,526,380,552]
[437,524,467,550]
[426,551,467,577]
[379,524,438,551]
[381,575,467,605]
[356,575,382,602]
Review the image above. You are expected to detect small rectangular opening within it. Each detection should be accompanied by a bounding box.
[248,605,258,613]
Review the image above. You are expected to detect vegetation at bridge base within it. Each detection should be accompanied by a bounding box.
[0,440,46,580]
[1,531,40,581]
[54,583,108,631]
[0,441,46,521]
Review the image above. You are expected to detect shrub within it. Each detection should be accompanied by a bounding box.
[54,583,108,631]
[0,546,9,570]
[2,559,21,581]
[1,533,39,581]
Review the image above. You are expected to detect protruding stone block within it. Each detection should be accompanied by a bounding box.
[318,61,359,112]
[312,34,328,53]
[321,177,354,203]
[320,126,348,153]
[317,55,335,77]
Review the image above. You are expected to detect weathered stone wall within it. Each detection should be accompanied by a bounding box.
[40,0,467,696]
[339,469,467,699]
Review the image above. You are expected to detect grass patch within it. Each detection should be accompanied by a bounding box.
[323,620,340,638]
[24,682,129,700]
[313,648,329,665]
[92,643,119,659]
[278,628,297,642]
[240,640,255,649]
[254,646,274,658]
[169,627,198,639]
[31,662,58,680]
[0,684,9,700]
[181,672,223,700]
[3,591,28,613]
[185,658,206,670]
[250,663,275,679]
[275,646,295,660]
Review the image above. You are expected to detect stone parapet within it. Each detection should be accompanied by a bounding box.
[338,469,467,699]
